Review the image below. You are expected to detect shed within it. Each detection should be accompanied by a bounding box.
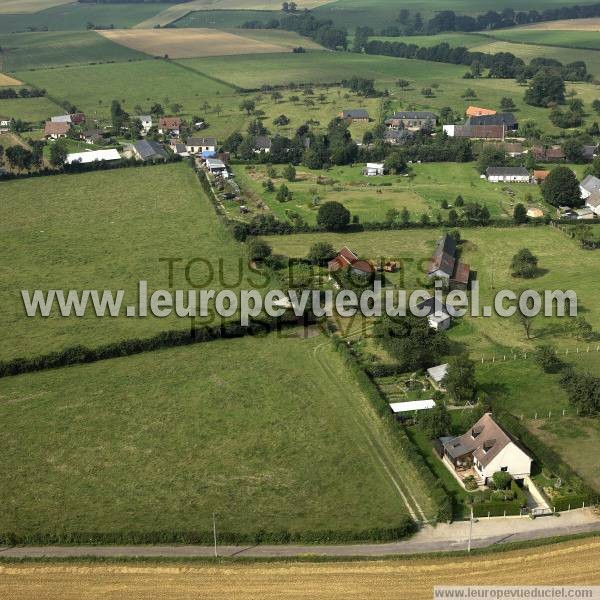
[389,399,436,414]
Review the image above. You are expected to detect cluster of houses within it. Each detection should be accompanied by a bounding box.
[483,166,600,219]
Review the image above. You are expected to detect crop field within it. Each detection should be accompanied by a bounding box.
[2,539,600,600]
[0,162,254,360]
[468,39,600,77]
[0,31,147,73]
[524,17,600,30]
[226,27,325,50]
[0,0,70,13]
[99,28,317,60]
[13,59,237,120]
[0,96,61,122]
[0,73,21,85]
[171,9,282,29]
[0,331,434,539]
[487,28,600,50]
[134,0,327,30]
[233,162,543,225]
[0,3,167,35]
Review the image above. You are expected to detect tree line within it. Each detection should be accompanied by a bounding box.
[241,12,347,50]
[362,39,591,82]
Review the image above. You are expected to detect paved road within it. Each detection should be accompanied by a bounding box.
[1,509,598,558]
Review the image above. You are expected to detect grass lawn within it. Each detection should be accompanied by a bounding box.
[0,332,435,538]
[233,162,544,225]
[0,162,255,361]
[0,31,147,73]
[171,10,283,29]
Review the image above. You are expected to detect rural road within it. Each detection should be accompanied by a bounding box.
[1,509,599,559]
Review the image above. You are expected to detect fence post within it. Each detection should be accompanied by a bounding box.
[503,510,506,518]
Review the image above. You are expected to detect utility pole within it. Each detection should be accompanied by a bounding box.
[213,512,218,558]
[467,505,474,553]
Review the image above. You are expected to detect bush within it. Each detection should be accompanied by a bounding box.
[534,345,563,373]
[492,471,512,490]
[317,201,350,231]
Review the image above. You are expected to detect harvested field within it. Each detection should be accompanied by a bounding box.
[1,539,600,599]
[0,73,22,85]
[523,18,600,30]
[99,28,303,59]
[0,0,70,13]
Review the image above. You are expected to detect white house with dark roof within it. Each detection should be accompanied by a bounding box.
[486,167,530,183]
[441,413,532,485]
[186,136,217,154]
[0,116,11,132]
[580,175,600,216]
[339,109,369,123]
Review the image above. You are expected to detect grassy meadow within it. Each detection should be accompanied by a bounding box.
[0,332,434,538]
[0,95,61,122]
[487,28,600,50]
[0,31,147,72]
[233,162,546,225]
[0,162,256,360]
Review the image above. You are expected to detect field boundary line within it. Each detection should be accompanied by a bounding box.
[311,339,429,523]
[167,58,242,91]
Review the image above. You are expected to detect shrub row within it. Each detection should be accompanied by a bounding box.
[0,314,306,379]
[0,520,416,546]
[0,154,182,182]
[472,480,527,518]
[495,410,599,504]
[331,337,453,524]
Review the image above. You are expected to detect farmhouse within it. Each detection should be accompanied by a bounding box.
[485,167,530,183]
[427,364,448,391]
[427,234,471,289]
[466,106,496,117]
[532,145,565,162]
[384,129,414,145]
[467,112,517,131]
[253,135,272,153]
[0,116,11,132]
[532,170,550,184]
[339,109,369,123]
[503,142,525,157]
[385,111,436,131]
[170,142,189,157]
[186,136,217,154]
[158,116,181,136]
[363,162,384,176]
[80,129,104,144]
[51,112,85,125]
[328,246,374,277]
[65,149,121,165]
[124,140,168,162]
[415,296,453,331]
[44,121,70,139]
[136,115,153,133]
[443,124,505,140]
[441,413,533,486]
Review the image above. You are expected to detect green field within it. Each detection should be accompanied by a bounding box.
[264,226,600,351]
[233,162,545,225]
[0,3,167,34]
[0,95,62,122]
[0,31,147,72]
[368,33,490,48]
[172,9,282,29]
[484,28,600,51]
[0,332,434,538]
[13,59,237,120]
[178,51,467,89]
[0,162,254,360]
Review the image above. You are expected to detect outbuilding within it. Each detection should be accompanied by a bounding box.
[485,167,530,183]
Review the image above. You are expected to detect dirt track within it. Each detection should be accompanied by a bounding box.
[1,539,600,599]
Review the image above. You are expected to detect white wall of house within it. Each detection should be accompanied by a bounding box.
[475,443,532,482]
[580,185,591,200]
[443,125,455,137]
[487,175,530,183]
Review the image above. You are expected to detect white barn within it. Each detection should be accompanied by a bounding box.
[65,149,121,165]
[486,167,530,183]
